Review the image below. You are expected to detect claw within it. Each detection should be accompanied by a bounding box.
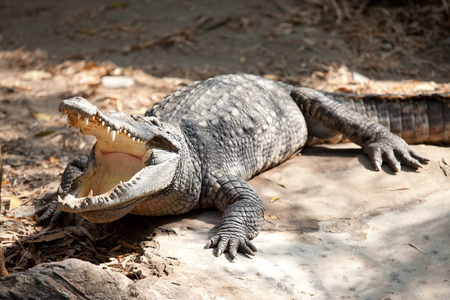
[239,240,257,256]
[374,161,381,171]
[205,235,219,250]
[229,250,238,260]
[205,241,212,249]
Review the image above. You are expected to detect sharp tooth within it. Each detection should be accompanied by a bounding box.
[111,130,116,141]
[57,195,63,203]
[106,126,111,133]
[77,113,81,120]
[132,137,135,142]
[102,121,105,127]
[91,115,96,120]
[137,138,141,143]
[84,117,89,126]
[119,181,123,185]
[88,190,94,198]
[127,133,131,138]
[123,129,127,134]
[58,185,63,193]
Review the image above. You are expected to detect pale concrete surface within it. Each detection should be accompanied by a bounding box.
[152,144,449,299]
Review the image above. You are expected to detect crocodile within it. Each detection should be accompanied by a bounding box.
[38,74,450,259]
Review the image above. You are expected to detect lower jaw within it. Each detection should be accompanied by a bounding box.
[61,194,143,223]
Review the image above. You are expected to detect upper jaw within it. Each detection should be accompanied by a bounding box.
[57,97,181,222]
[59,97,176,149]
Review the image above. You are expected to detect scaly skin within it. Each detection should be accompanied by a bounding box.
[38,74,447,259]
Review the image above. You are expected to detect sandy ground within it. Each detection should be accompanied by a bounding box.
[1,0,449,299]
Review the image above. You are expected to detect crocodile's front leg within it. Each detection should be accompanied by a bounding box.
[291,88,429,172]
[36,155,89,223]
[204,173,265,259]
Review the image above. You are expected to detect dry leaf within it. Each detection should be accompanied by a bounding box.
[112,1,128,8]
[31,113,53,121]
[78,28,94,36]
[9,197,21,211]
[49,156,59,164]
[270,196,280,203]
[30,231,67,243]
[121,241,140,251]
[34,130,58,137]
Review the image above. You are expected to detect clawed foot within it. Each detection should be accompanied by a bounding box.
[205,233,257,260]
[35,197,67,225]
[363,132,429,172]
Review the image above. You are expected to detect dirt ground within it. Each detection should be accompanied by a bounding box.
[0,0,450,299]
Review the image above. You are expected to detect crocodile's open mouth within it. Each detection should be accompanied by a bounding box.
[57,97,180,222]
[67,110,152,197]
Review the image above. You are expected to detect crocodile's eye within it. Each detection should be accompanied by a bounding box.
[144,116,161,127]
[149,136,177,151]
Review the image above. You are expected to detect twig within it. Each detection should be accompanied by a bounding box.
[271,0,291,14]
[0,244,8,278]
[356,0,371,15]
[364,225,373,239]
[408,243,427,254]
[330,0,343,25]
[341,0,351,18]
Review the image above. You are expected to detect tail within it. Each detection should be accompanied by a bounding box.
[325,92,450,144]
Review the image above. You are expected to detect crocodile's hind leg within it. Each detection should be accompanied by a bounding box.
[36,155,89,224]
[203,172,265,259]
[290,88,429,172]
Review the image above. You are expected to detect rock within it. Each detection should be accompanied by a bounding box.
[351,71,370,83]
[101,76,135,88]
[382,42,393,51]
[0,259,205,300]
[20,70,53,81]
[0,142,2,203]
